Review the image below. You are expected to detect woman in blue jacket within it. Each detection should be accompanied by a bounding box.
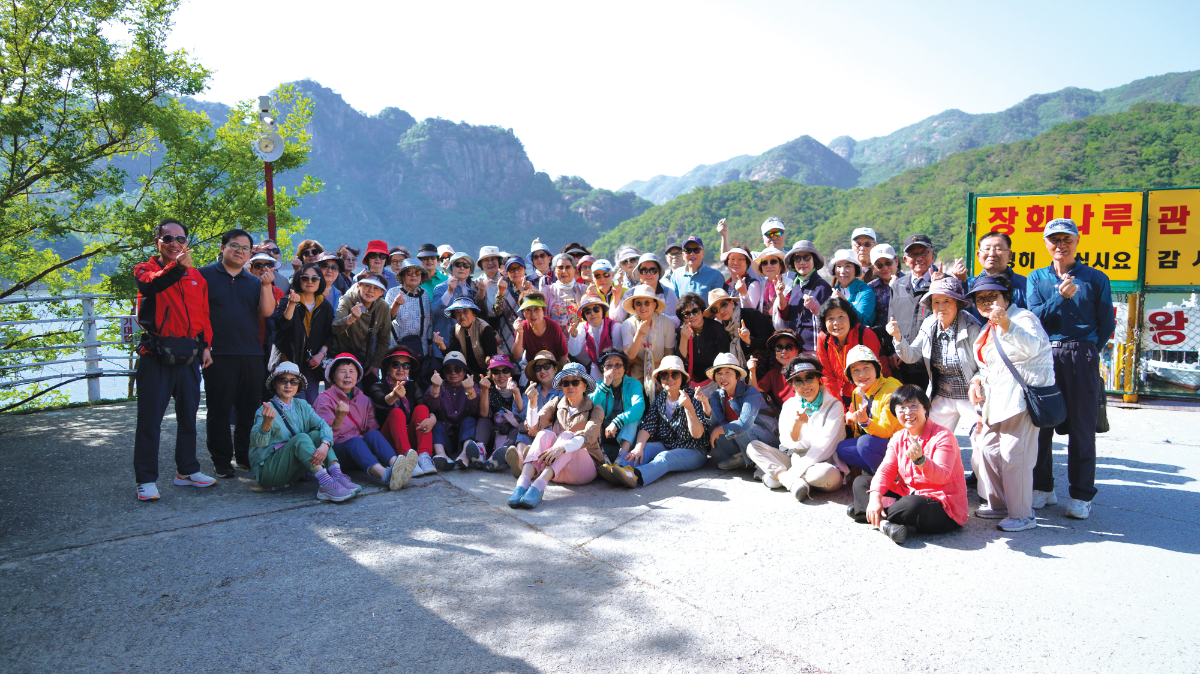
[827,249,875,326]
[589,349,646,462]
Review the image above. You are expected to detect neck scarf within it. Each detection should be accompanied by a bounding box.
[721,303,746,367]
[302,293,323,338]
[454,318,487,370]
[584,317,614,364]
[799,390,824,417]
[272,395,294,412]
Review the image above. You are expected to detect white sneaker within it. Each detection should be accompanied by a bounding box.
[1032,490,1058,509]
[173,472,216,488]
[998,517,1038,532]
[415,453,436,476]
[1065,498,1092,519]
[137,483,160,501]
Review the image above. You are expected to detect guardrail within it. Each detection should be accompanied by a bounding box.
[0,293,137,410]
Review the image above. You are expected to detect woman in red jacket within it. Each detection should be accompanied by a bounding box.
[815,296,890,405]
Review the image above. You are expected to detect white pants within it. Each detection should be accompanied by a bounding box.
[930,395,984,502]
[973,411,1038,519]
[745,440,842,492]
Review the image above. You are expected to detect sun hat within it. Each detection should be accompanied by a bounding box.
[591,259,614,275]
[416,243,439,259]
[902,234,933,253]
[365,240,389,258]
[518,291,548,313]
[577,255,596,268]
[398,258,429,282]
[249,252,276,265]
[553,362,596,394]
[761,217,786,236]
[437,244,455,258]
[616,245,641,263]
[784,240,824,271]
[621,284,667,314]
[843,344,881,379]
[324,352,363,381]
[967,275,1011,297]
[651,355,690,385]
[578,292,608,314]
[381,345,421,372]
[389,246,410,260]
[1043,218,1079,238]
[265,361,307,392]
[356,275,388,292]
[564,243,590,256]
[443,296,481,318]
[530,241,552,257]
[785,359,821,382]
[441,351,469,371]
[851,227,877,243]
[827,249,863,277]
[486,353,516,372]
[870,243,897,265]
[524,350,559,381]
[634,252,664,275]
[721,246,753,266]
[705,352,748,381]
[703,288,737,318]
[477,245,503,266]
[315,251,346,272]
[503,255,527,271]
[765,329,800,354]
[751,246,786,276]
[444,251,476,276]
[920,277,969,310]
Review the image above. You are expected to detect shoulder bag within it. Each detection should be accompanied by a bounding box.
[992,332,1067,429]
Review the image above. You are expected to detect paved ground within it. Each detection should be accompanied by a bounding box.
[1,397,1198,673]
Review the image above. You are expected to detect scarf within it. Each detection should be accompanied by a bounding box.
[721,303,746,367]
[584,318,614,364]
[633,313,671,393]
[799,390,824,417]
[302,293,323,338]
[454,317,487,371]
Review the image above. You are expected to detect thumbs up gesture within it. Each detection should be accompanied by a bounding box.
[885,317,901,340]
[738,320,751,344]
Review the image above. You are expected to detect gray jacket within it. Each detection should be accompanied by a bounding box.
[887,273,929,346]
[895,312,983,398]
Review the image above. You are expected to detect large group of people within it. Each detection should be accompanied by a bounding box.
[132,214,1114,544]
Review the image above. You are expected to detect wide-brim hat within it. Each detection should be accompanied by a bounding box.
[445,251,476,275]
[635,252,663,275]
[651,355,690,385]
[324,352,363,381]
[843,344,881,379]
[616,245,641,263]
[621,284,667,314]
[785,240,824,271]
[524,350,559,381]
[365,240,389,258]
[315,252,345,272]
[705,352,747,381]
[579,293,608,314]
[444,296,481,318]
[266,361,307,392]
[721,247,753,266]
[477,245,503,265]
[382,346,421,370]
[827,248,862,277]
[967,275,1010,297]
[752,247,786,276]
[703,288,738,318]
[398,258,429,282]
[765,329,800,353]
[416,244,439,259]
[553,362,596,394]
[920,277,969,310]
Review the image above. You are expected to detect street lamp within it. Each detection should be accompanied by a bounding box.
[251,95,285,240]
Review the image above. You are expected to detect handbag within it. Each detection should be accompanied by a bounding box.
[992,332,1067,429]
[145,334,200,366]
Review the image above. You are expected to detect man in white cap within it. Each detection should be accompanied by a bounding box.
[716,216,787,258]
[851,227,878,284]
[475,245,505,330]
[437,245,455,273]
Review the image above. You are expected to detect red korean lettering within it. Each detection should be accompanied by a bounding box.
[1147,310,1188,346]
[1158,205,1190,235]
[1062,204,1094,235]
[987,206,1018,236]
[1025,205,1054,233]
[1102,203,1134,235]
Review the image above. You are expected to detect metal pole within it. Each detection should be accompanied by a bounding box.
[265,160,276,240]
[81,297,101,402]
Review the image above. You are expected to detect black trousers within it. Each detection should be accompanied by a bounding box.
[1034,341,1098,501]
[851,474,961,534]
[133,354,202,484]
[203,354,265,468]
[898,361,929,394]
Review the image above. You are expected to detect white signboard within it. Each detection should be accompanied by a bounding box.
[1141,304,1200,352]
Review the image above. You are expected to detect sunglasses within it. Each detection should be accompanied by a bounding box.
[873,259,894,268]
[592,272,610,279]
[158,234,188,245]
[250,262,272,270]
[774,343,799,352]
[276,377,301,386]
[559,378,584,388]
[318,262,340,271]
[791,374,820,385]
[602,360,625,370]
[683,247,703,254]
[633,300,655,308]
[680,308,702,319]
[533,362,555,373]
[764,230,784,237]
[793,254,813,263]
[582,306,603,315]
[388,361,413,370]
[620,259,637,266]
[490,367,513,375]
[298,275,320,283]
[760,259,780,266]
[265,247,281,256]
[453,261,471,269]
[637,267,660,275]
[531,252,550,260]
[301,248,320,258]
[443,365,464,374]
[658,371,683,380]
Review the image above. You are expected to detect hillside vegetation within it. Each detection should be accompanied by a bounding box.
[593,102,1200,262]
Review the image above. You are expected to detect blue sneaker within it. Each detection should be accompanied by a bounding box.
[518,486,543,509]
[507,485,528,508]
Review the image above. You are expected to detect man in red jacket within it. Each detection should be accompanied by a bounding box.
[132,219,217,501]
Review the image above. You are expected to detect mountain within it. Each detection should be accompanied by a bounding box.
[594,102,1200,264]
[620,70,1200,204]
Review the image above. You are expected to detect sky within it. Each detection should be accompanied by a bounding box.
[166,0,1200,190]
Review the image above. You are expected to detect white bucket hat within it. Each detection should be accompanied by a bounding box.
[705,352,748,381]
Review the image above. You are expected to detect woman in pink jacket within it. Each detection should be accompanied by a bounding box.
[846,384,967,545]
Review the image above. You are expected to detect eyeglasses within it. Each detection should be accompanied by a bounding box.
[276,377,301,386]
[633,300,655,308]
[559,378,584,388]
[774,343,799,352]
[453,261,471,269]
[443,365,464,374]
[225,243,251,254]
[298,275,320,283]
[300,248,320,258]
[318,262,339,271]
[658,371,683,380]
[250,262,272,271]
[592,272,610,279]
[533,362,555,373]
[973,293,1002,305]
[582,306,603,315]
[159,234,187,245]
[490,367,513,375]
[602,360,624,370]
[637,267,660,275]
[852,240,874,249]
[873,259,894,269]
[896,404,923,415]
[620,259,637,266]
[680,308,702,319]
[388,361,412,370]
[683,247,703,254]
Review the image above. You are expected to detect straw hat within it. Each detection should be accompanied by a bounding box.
[751,246,786,276]
[578,293,609,315]
[705,352,748,381]
[621,284,667,314]
[703,288,738,318]
[524,350,559,381]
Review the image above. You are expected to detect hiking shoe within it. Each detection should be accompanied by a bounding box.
[975,507,1008,520]
[433,455,453,472]
[1032,490,1058,509]
[416,453,436,476]
[518,486,544,509]
[174,472,216,488]
[213,465,236,479]
[717,454,745,471]
[508,485,528,508]
[998,517,1038,532]
[461,441,480,468]
[612,464,639,488]
[505,445,523,478]
[317,480,354,502]
[389,451,418,490]
[1065,498,1092,519]
[482,448,507,473]
[137,483,160,501]
[880,520,907,545]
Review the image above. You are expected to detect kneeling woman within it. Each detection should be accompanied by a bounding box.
[847,385,968,545]
[606,356,711,488]
[508,363,605,509]
[251,362,357,502]
[746,355,847,501]
[316,353,418,491]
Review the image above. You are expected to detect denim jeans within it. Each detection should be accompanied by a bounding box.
[619,441,705,486]
[430,417,479,457]
[333,429,394,471]
[712,423,774,464]
[836,434,890,474]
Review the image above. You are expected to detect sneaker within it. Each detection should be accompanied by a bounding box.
[416,453,437,476]
[410,455,427,478]
[753,468,764,482]
[717,454,745,471]
[1065,498,1092,519]
[481,448,507,473]
[173,472,216,488]
[507,485,528,508]
[137,483,160,501]
[788,477,810,502]
[1032,490,1058,509]
[518,485,544,509]
[998,517,1038,532]
[317,480,355,502]
[213,465,236,479]
[595,462,616,484]
[879,520,908,545]
[433,455,453,472]
[975,507,1008,520]
[389,451,418,491]
[762,473,783,489]
[330,467,361,495]
[460,440,480,468]
[505,445,523,478]
[611,464,639,488]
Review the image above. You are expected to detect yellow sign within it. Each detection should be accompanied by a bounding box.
[1146,189,1200,286]
[974,192,1143,282]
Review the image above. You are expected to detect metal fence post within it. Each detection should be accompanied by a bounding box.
[81,297,101,402]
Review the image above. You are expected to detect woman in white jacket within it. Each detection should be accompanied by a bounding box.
[967,275,1055,533]
[746,354,847,502]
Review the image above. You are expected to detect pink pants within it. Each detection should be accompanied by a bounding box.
[524,430,597,485]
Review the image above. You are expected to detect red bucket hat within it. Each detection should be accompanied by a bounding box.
[365,240,389,257]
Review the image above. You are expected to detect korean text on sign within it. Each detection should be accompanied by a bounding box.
[1146,190,1200,286]
[974,192,1143,283]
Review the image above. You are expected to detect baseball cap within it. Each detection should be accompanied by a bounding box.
[851,227,877,242]
[1043,218,1080,238]
[683,235,703,249]
[902,234,934,253]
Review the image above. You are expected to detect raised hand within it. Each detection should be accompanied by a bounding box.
[1057,273,1077,299]
[931,260,946,281]
[506,377,521,394]
[430,371,443,388]
[447,277,459,292]
[747,355,758,372]
[738,320,751,344]
[260,402,275,430]
[716,218,728,236]
[680,323,694,341]
[307,350,325,368]
[433,332,447,351]
[525,381,538,399]
[734,275,748,295]
[335,400,350,416]
[497,276,508,294]
[949,257,968,281]
[463,375,475,396]
[392,378,406,400]
[351,302,365,318]
[906,435,924,462]
[176,249,194,268]
[259,269,275,286]
[479,373,492,390]
[288,290,301,305]
[855,399,870,425]
[803,294,820,314]
[885,317,902,340]
[391,292,406,308]
[985,302,1010,331]
[697,392,712,417]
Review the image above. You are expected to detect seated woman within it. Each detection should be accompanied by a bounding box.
[827,249,876,326]
[816,296,890,405]
[476,354,525,472]
[748,330,801,416]
[706,288,773,370]
[511,292,569,371]
[272,263,335,404]
[568,292,623,381]
[505,350,563,476]
[365,346,438,478]
[589,349,645,463]
[621,285,677,391]
[604,356,711,488]
[675,292,728,399]
[433,297,499,376]
[251,362,355,501]
[847,385,968,545]
[423,351,485,471]
[746,356,847,501]
[314,353,418,491]
[332,272,392,378]
[835,345,903,475]
[507,363,605,509]
[703,353,773,472]
[540,253,587,331]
